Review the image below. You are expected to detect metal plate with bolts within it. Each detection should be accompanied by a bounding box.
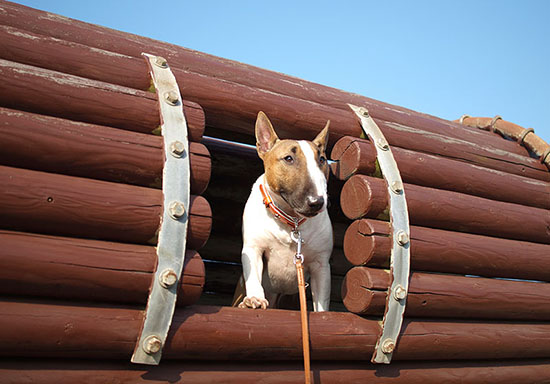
[131,53,191,365]
[348,104,411,364]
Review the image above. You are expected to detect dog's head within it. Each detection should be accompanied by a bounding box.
[255,111,330,218]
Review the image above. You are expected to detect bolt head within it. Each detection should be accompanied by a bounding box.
[393,285,407,300]
[359,107,369,117]
[376,138,389,151]
[391,180,403,194]
[381,338,395,354]
[159,268,178,288]
[142,335,162,355]
[154,56,168,68]
[164,90,179,106]
[170,141,185,157]
[168,201,185,219]
[396,230,409,245]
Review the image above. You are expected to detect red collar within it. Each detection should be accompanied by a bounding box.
[259,183,306,229]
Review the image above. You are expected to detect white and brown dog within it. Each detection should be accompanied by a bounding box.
[238,111,333,312]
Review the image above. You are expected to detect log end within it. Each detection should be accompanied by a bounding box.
[340,175,388,220]
[330,136,377,180]
[343,220,392,267]
[342,267,387,315]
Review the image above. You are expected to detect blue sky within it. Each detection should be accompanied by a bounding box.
[13,0,550,144]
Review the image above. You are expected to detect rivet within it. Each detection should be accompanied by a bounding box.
[142,335,162,355]
[168,201,185,219]
[393,285,407,301]
[159,268,178,288]
[359,107,369,117]
[376,138,389,151]
[153,56,168,68]
[396,230,409,246]
[391,180,403,194]
[164,90,179,106]
[381,338,395,354]
[170,141,185,157]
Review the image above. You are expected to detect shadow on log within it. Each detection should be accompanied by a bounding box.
[342,267,550,320]
[341,175,550,244]
[343,219,550,281]
[0,166,211,248]
[0,108,211,193]
[0,230,204,307]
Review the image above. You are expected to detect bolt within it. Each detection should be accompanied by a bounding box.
[376,138,389,151]
[393,285,407,300]
[391,180,403,194]
[164,90,179,106]
[170,141,185,157]
[142,335,162,355]
[396,230,409,246]
[359,107,369,117]
[381,338,395,354]
[154,56,168,68]
[159,268,178,288]
[168,201,185,219]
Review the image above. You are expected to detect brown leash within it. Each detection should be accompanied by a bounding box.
[292,229,311,384]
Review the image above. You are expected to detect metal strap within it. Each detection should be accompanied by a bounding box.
[131,53,191,365]
[348,104,411,364]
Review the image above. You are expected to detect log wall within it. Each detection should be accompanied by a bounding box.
[0,1,549,381]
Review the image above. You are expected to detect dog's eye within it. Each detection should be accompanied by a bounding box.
[319,156,326,165]
[283,155,294,164]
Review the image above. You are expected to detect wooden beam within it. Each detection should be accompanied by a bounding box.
[343,219,550,282]
[0,107,211,194]
[1,301,550,361]
[331,136,550,209]
[0,230,204,306]
[340,175,550,244]
[0,166,211,249]
[342,266,550,320]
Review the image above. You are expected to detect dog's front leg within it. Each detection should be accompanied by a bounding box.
[239,245,269,309]
[309,256,331,312]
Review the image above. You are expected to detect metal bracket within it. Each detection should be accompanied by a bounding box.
[348,104,411,364]
[131,53,191,365]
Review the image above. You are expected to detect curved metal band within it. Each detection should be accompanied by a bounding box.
[348,104,410,364]
[131,53,191,365]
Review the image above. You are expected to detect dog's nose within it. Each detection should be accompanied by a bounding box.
[307,196,324,211]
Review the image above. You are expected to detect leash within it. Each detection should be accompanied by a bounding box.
[292,229,312,384]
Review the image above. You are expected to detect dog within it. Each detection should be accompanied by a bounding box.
[237,111,333,312]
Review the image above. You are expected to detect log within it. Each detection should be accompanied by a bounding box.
[340,175,550,244]
[0,108,211,193]
[344,219,550,282]
[1,359,549,384]
[331,136,550,209]
[0,230,204,307]
[2,301,550,361]
[1,14,548,181]
[0,166,211,248]
[0,7,535,159]
[0,59,205,141]
[342,267,550,320]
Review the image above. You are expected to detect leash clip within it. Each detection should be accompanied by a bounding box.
[291,229,305,264]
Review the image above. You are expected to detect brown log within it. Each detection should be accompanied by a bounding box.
[0,14,548,182]
[0,59,205,141]
[2,301,550,361]
[341,175,550,244]
[342,267,550,320]
[1,359,549,384]
[344,219,550,282]
[0,8,534,159]
[0,107,211,193]
[0,166,211,248]
[331,136,550,209]
[0,230,204,307]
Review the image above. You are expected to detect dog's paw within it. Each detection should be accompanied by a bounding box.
[238,296,269,310]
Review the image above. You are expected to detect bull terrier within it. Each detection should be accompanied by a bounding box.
[238,111,333,312]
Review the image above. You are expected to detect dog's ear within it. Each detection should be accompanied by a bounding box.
[255,111,279,158]
[313,120,330,152]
